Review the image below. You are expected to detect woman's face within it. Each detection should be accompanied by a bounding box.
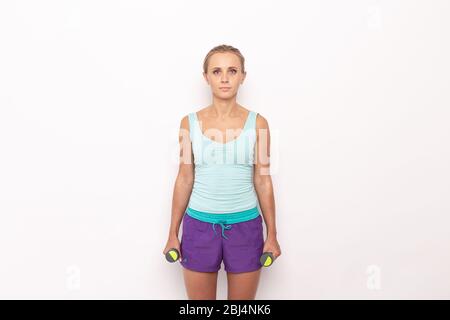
[203,52,246,99]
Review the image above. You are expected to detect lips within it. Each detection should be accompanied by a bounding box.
[220,87,231,90]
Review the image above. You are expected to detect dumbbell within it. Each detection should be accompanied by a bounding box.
[260,252,275,267]
[165,248,180,263]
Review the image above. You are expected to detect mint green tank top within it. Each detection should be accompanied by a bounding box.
[186,110,261,230]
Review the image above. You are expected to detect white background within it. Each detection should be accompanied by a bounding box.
[0,0,449,299]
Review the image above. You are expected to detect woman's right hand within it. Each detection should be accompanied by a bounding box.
[163,235,182,262]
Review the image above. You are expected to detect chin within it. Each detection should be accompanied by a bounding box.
[218,93,234,98]
[216,90,234,95]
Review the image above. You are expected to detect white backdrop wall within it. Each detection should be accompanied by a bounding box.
[0,0,449,299]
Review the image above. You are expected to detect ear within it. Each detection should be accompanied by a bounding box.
[203,72,210,85]
[241,71,247,84]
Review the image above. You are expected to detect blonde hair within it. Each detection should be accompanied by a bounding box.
[203,44,246,74]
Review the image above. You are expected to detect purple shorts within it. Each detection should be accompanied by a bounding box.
[180,212,264,273]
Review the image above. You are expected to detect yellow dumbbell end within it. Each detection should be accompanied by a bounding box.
[263,255,273,267]
[260,252,274,267]
[165,248,180,263]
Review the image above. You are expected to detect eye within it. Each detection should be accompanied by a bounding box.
[230,69,237,74]
[213,70,220,74]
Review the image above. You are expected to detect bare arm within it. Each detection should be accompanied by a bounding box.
[254,114,278,241]
[167,115,194,239]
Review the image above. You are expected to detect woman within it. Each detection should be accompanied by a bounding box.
[163,44,281,300]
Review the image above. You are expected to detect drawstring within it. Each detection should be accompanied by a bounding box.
[212,220,232,239]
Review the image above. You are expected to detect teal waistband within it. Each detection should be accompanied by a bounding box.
[185,206,260,240]
[186,206,260,224]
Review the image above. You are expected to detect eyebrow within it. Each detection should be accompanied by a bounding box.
[211,66,238,70]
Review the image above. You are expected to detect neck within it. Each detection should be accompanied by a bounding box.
[210,99,239,118]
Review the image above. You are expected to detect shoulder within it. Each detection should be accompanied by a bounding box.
[255,112,269,129]
[180,114,190,130]
[180,106,207,130]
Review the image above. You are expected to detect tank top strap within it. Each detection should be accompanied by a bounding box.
[244,110,258,131]
[188,112,199,141]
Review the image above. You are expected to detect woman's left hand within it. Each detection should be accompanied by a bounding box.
[263,236,282,260]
